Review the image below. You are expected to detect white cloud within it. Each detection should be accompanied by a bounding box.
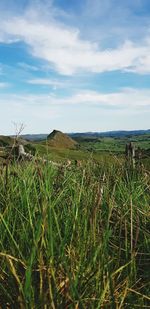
[125,44,150,74]
[28,78,68,89]
[0,9,150,75]
[0,87,149,109]
[0,88,149,134]
[0,82,9,88]
[58,88,150,109]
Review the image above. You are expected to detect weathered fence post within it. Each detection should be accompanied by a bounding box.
[125,142,135,169]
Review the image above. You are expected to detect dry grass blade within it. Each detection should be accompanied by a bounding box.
[127,288,150,301]
[6,257,25,308]
[0,252,26,268]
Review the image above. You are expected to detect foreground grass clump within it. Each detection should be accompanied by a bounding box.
[0,159,150,308]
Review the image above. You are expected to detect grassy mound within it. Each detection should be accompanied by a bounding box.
[47,130,77,149]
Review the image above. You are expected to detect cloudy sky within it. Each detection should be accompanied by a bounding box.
[0,0,150,134]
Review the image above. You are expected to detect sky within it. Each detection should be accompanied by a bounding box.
[0,0,150,134]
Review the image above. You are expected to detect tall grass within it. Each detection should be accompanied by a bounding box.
[0,158,150,308]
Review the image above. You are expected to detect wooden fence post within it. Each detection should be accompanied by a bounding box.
[125,142,135,169]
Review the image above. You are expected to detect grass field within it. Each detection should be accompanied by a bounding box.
[73,134,150,153]
[0,152,150,308]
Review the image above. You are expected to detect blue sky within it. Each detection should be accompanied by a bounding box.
[0,0,150,134]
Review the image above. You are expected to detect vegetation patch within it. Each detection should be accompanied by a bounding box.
[0,155,150,307]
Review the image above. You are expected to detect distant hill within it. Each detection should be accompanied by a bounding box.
[20,134,48,141]
[19,129,150,141]
[47,130,77,149]
[69,129,150,139]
